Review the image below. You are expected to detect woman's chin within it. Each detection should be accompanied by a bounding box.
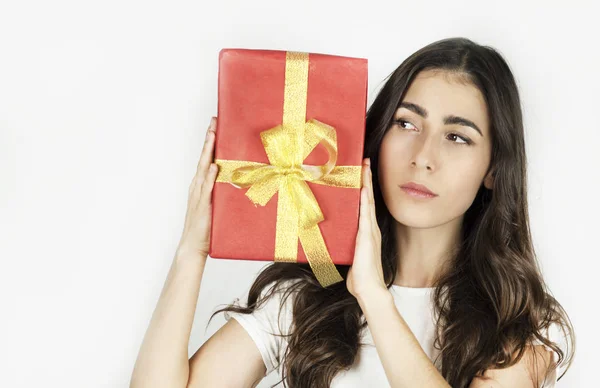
[389,207,439,229]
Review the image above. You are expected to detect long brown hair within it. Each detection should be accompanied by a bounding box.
[208,37,576,387]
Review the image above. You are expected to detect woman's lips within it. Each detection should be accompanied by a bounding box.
[400,186,438,199]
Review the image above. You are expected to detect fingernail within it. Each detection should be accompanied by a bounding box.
[210,163,218,173]
[365,158,371,166]
[209,117,216,131]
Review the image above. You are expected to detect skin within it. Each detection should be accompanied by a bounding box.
[382,68,494,288]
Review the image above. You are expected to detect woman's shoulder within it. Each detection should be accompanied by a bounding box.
[529,321,573,383]
[224,278,303,332]
[223,277,304,375]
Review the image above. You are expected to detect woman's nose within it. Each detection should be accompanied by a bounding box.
[409,135,438,172]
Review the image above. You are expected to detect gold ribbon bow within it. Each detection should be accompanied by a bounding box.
[215,51,362,288]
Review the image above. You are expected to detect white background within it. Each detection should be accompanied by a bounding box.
[1,1,597,387]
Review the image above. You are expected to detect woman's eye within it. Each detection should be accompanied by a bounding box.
[447,133,471,145]
[394,119,415,130]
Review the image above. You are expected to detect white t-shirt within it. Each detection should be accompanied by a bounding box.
[224,280,569,387]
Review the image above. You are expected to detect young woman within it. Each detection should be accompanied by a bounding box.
[131,37,575,388]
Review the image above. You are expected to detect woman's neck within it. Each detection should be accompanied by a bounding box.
[393,217,462,288]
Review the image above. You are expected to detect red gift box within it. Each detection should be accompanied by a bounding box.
[208,48,368,287]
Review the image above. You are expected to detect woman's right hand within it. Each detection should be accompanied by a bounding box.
[175,116,219,261]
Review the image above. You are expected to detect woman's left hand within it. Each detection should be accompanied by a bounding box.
[347,158,387,300]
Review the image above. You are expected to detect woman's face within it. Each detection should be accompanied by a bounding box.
[378,69,494,228]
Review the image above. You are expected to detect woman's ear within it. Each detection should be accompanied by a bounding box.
[483,169,494,190]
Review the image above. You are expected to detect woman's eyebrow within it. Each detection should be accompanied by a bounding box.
[398,101,484,137]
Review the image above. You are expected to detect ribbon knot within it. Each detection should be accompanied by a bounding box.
[229,120,337,231]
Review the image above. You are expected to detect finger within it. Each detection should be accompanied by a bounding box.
[199,163,219,208]
[358,185,370,232]
[358,161,371,232]
[190,117,217,195]
[195,117,217,179]
[366,159,377,229]
[186,163,218,234]
[186,117,217,229]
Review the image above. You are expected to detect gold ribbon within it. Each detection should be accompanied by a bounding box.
[215,51,362,288]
